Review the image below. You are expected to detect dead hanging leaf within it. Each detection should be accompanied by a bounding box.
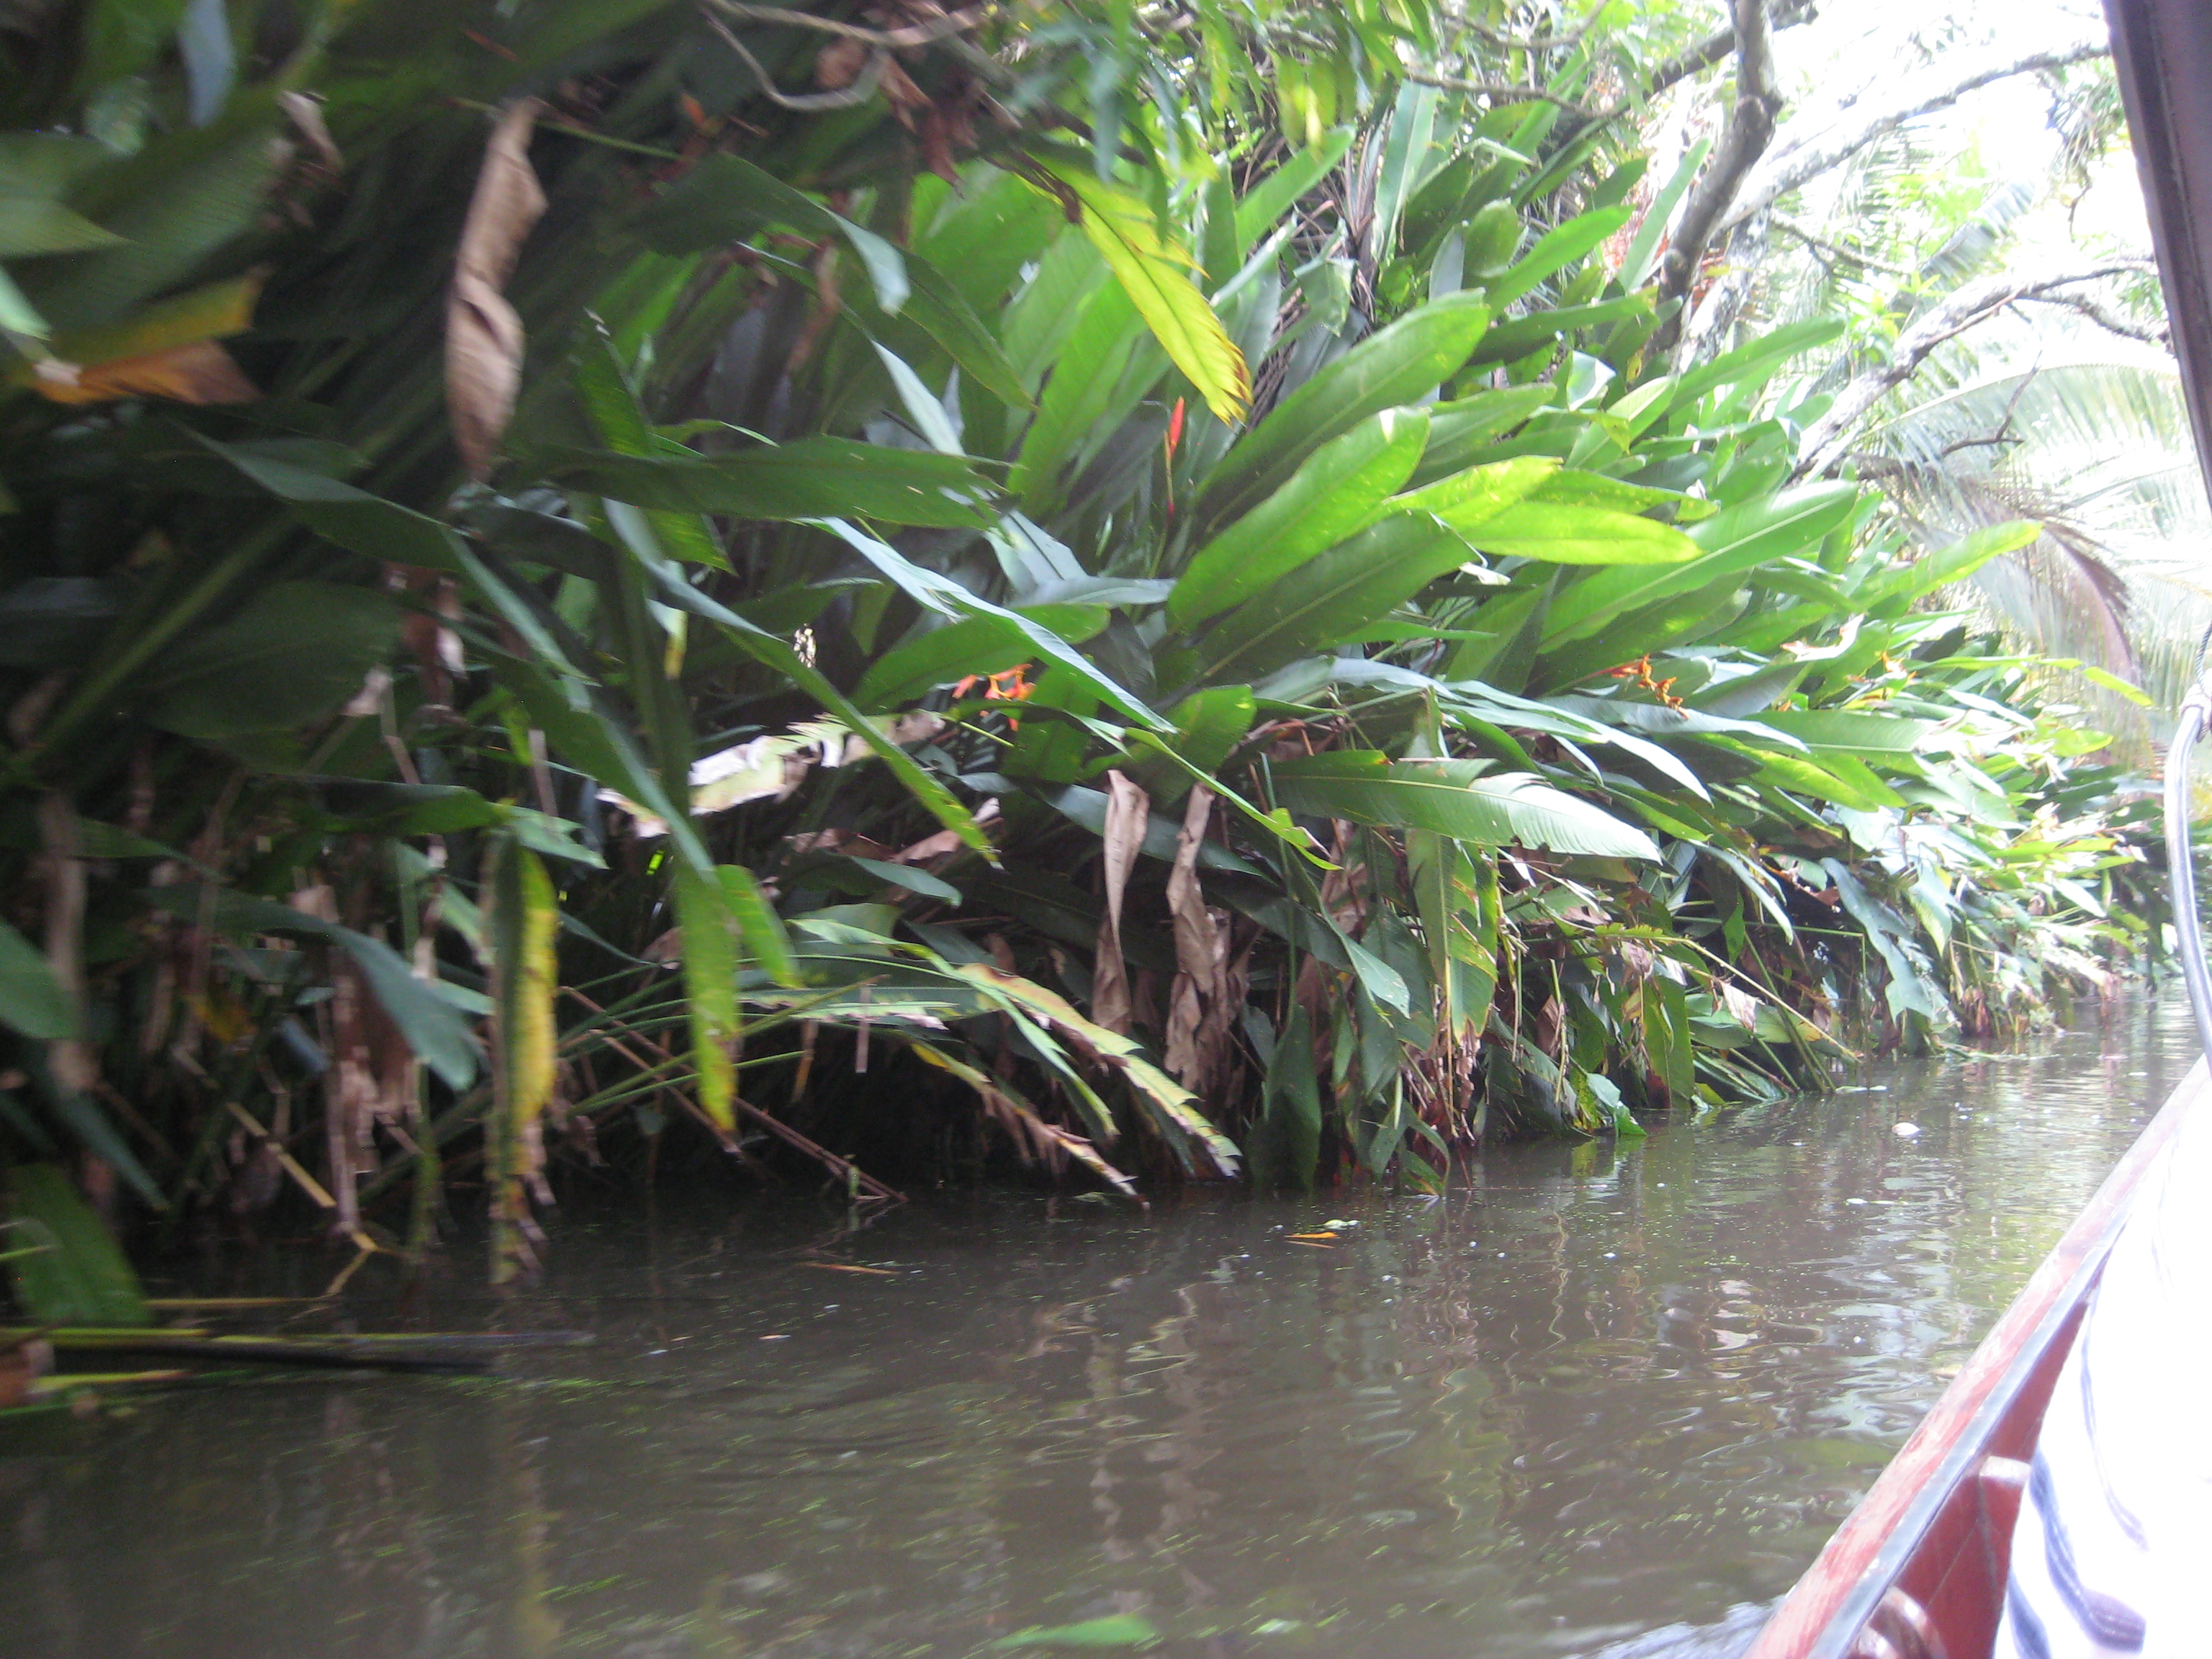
[1091,769,1148,1035]
[1164,786,1231,1094]
[35,341,258,405]
[276,91,342,174]
[446,99,546,480]
[322,945,417,1240]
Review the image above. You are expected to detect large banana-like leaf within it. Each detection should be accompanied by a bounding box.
[1191,292,1491,534]
[1168,408,1431,628]
[1543,483,1863,647]
[1033,161,1250,425]
[1269,753,1659,860]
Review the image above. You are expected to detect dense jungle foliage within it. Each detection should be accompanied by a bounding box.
[0,0,2169,1288]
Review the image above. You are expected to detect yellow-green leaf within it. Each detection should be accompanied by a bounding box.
[1034,162,1249,423]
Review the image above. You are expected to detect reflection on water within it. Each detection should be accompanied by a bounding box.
[1,997,2193,1659]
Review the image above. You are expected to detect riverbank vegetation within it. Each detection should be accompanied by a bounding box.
[0,0,2175,1286]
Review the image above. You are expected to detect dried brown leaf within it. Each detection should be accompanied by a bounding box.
[277,91,342,174]
[1090,769,1148,1035]
[37,341,258,405]
[446,100,546,480]
[1164,786,1229,1091]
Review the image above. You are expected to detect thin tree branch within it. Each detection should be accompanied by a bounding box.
[698,0,994,49]
[1718,38,2110,233]
[1655,0,1781,346]
[1771,212,1918,278]
[1400,68,1601,117]
[2019,289,2172,348]
[1794,261,2157,478]
[701,12,890,111]
[1646,0,1818,96]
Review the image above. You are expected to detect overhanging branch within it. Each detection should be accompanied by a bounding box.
[1719,38,2111,233]
[1794,259,2158,478]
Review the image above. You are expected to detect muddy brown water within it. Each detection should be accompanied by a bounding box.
[2,996,2195,1659]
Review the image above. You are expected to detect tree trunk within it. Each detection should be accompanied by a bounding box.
[1655,0,1782,352]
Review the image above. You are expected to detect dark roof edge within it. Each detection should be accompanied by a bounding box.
[2106,0,2212,496]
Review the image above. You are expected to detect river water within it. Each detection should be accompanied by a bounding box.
[2,995,2195,1659]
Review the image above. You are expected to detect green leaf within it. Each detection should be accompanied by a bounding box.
[0,196,123,258]
[1340,928,1411,1015]
[1408,385,1558,486]
[817,519,1166,732]
[138,581,401,739]
[1270,753,1659,860]
[573,326,727,569]
[1033,161,1250,423]
[0,919,77,1040]
[853,604,1109,709]
[1543,482,1862,645]
[953,963,1241,1175]
[194,433,469,571]
[4,1164,150,1326]
[900,253,1033,410]
[1666,318,1848,413]
[17,113,279,335]
[1251,1004,1323,1189]
[1467,296,1650,367]
[1460,501,1701,565]
[1169,406,1430,628]
[635,153,908,313]
[722,864,800,986]
[1007,275,1140,508]
[1481,205,1632,306]
[848,856,961,904]
[1750,711,1931,755]
[1861,519,2041,607]
[1620,138,1708,291]
[1191,513,1494,683]
[540,439,991,529]
[675,860,739,1130]
[1192,292,1491,534]
[1234,135,1355,251]
[75,0,189,91]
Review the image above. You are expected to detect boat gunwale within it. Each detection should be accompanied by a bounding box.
[1746,1058,2207,1658]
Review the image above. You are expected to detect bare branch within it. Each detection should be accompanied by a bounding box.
[1655,0,1782,343]
[1770,212,1918,279]
[698,0,995,49]
[2020,289,2172,348]
[1400,68,1601,117]
[1794,261,2157,477]
[1647,0,1818,96]
[1718,38,2110,232]
[701,11,889,112]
